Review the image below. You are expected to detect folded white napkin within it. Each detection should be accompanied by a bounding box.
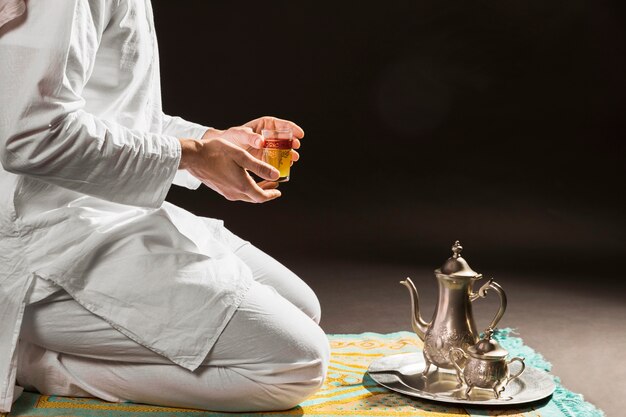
[0,0,26,30]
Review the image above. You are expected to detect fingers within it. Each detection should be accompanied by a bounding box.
[222,173,279,203]
[291,149,300,162]
[242,175,281,203]
[245,116,305,138]
[235,149,280,181]
[258,180,279,190]
[221,176,280,203]
[229,126,299,150]
[224,189,280,203]
[270,117,305,138]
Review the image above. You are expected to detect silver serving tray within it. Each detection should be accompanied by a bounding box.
[368,352,556,406]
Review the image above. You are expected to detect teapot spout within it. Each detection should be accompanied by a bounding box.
[399,277,430,341]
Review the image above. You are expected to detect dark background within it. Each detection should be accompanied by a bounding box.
[157,1,625,278]
[155,2,626,412]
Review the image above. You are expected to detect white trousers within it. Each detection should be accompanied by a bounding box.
[17,231,330,412]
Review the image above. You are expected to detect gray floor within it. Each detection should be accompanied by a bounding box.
[287,259,625,417]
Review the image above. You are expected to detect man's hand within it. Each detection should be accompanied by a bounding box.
[179,137,281,203]
[205,117,304,165]
[245,116,304,165]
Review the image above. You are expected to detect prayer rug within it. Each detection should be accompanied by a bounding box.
[5,330,603,417]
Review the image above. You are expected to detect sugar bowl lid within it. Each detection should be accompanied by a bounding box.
[468,329,509,359]
[437,241,480,278]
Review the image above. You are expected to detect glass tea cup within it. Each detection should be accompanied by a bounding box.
[261,129,293,182]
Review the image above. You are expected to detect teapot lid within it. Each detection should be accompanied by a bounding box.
[438,241,480,278]
[468,329,508,359]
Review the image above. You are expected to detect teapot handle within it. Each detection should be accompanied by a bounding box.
[470,278,507,332]
[449,347,467,386]
[506,357,525,384]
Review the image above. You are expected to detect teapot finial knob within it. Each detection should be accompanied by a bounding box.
[452,240,463,258]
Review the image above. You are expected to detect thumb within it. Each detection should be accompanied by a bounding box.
[246,131,264,149]
[234,127,264,149]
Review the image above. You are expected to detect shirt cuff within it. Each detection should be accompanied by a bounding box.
[172,125,207,190]
[132,134,182,208]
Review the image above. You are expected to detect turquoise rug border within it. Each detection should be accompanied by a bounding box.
[9,330,605,417]
[492,328,605,417]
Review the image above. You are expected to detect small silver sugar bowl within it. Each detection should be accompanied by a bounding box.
[450,329,525,399]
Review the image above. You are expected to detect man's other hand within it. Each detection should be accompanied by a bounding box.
[179,137,281,203]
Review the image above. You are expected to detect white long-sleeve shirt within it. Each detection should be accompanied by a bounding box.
[0,1,253,412]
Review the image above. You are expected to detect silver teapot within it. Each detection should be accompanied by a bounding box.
[400,241,507,374]
[450,329,525,398]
